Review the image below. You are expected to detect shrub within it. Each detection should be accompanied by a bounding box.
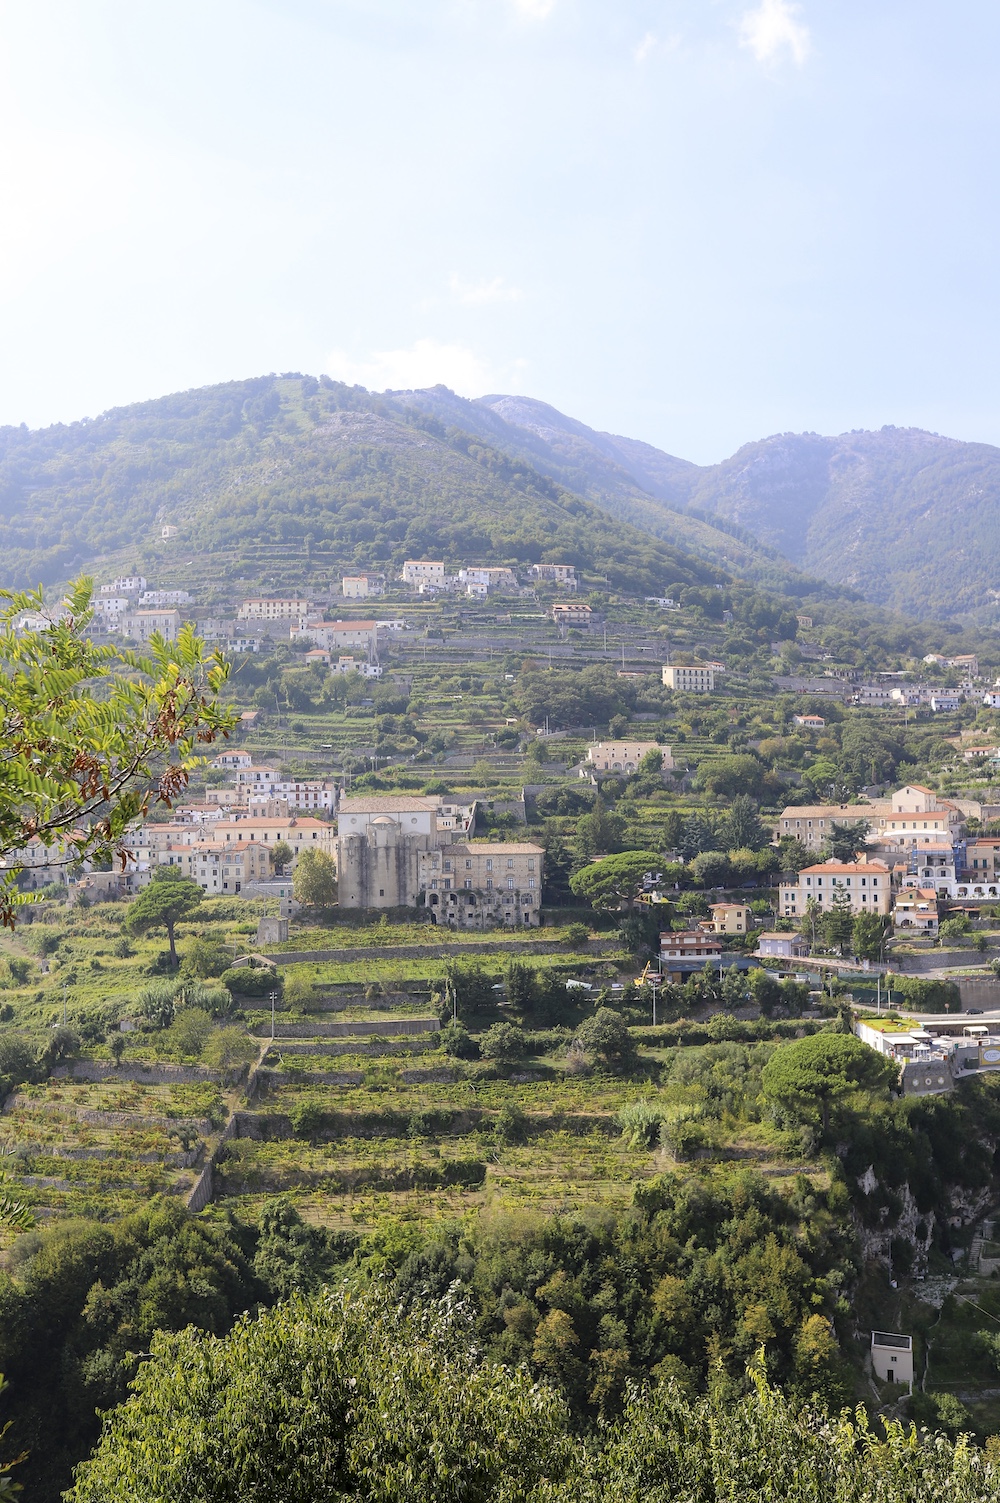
[479,1023,528,1065]
[220,966,281,999]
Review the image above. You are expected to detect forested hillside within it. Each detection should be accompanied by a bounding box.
[397,392,1000,621]
[0,376,725,598]
[683,426,1000,621]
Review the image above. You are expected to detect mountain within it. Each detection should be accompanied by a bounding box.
[3,374,993,623]
[0,375,727,599]
[392,388,817,594]
[396,392,1000,621]
[682,426,1000,621]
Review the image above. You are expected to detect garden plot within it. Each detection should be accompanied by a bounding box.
[0,1077,226,1223]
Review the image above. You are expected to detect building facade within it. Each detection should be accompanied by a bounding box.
[237,598,310,622]
[779,860,891,920]
[586,740,670,773]
[662,665,716,693]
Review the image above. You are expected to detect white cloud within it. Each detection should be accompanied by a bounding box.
[325,339,508,396]
[634,32,657,64]
[509,0,557,19]
[449,274,523,305]
[738,0,810,66]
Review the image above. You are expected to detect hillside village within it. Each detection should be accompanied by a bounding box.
[10,545,1000,1486]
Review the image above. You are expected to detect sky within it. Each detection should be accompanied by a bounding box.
[0,0,998,462]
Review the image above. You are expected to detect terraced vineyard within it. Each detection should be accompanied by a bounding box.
[216,1007,663,1229]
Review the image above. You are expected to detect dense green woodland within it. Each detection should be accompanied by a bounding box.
[2,1052,1000,1498]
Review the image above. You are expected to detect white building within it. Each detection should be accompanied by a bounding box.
[101,576,146,595]
[401,560,445,587]
[139,590,192,607]
[531,563,576,588]
[332,656,382,678]
[930,692,962,712]
[211,751,253,770]
[871,1332,913,1390]
[662,665,716,693]
[779,860,891,919]
[290,619,378,653]
[93,596,132,620]
[457,567,519,593]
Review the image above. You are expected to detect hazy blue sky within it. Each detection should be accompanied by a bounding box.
[0,1,997,460]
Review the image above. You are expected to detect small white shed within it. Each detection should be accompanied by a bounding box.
[871,1331,913,1390]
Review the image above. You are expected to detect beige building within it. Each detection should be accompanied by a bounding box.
[779,860,891,920]
[551,602,592,626]
[401,560,445,586]
[662,665,716,693]
[420,842,543,927]
[153,840,271,895]
[237,598,310,622]
[777,804,875,851]
[707,902,752,935]
[138,815,334,866]
[124,609,182,643]
[342,573,385,598]
[289,619,378,653]
[337,794,494,914]
[587,740,671,774]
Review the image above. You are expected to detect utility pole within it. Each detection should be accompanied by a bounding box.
[269,989,278,1042]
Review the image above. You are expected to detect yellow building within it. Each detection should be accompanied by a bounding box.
[662,664,715,693]
[708,902,752,935]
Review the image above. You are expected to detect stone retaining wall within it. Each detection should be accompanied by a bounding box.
[52,1061,227,1085]
[263,938,614,966]
[255,1017,439,1039]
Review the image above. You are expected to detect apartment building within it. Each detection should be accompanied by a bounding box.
[289,619,378,653]
[153,840,271,894]
[211,751,253,770]
[237,598,310,622]
[892,890,939,936]
[332,656,382,677]
[101,576,146,595]
[587,740,671,773]
[551,602,592,627]
[660,931,723,961]
[342,573,385,598]
[662,665,716,693]
[139,815,335,865]
[401,561,445,587]
[779,860,891,919]
[123,609,182,643]
[531,563,576,587]
[93,596,132,621]
[139,589,192,607]
[420,843,544,927]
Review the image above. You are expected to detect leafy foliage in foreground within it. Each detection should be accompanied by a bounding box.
[0,581,233,927]
[67,1286,998,1503]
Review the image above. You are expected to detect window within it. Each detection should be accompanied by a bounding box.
[527,859,535,871]
[507,858,514,869]
[528,879,535,889]
[465,879,472,889]
[379,888,385,897]
[465,859,472,869]
[444,861,452,872]
[507,877,515,890]
[486,879,493,890]
[486,859,493,871]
